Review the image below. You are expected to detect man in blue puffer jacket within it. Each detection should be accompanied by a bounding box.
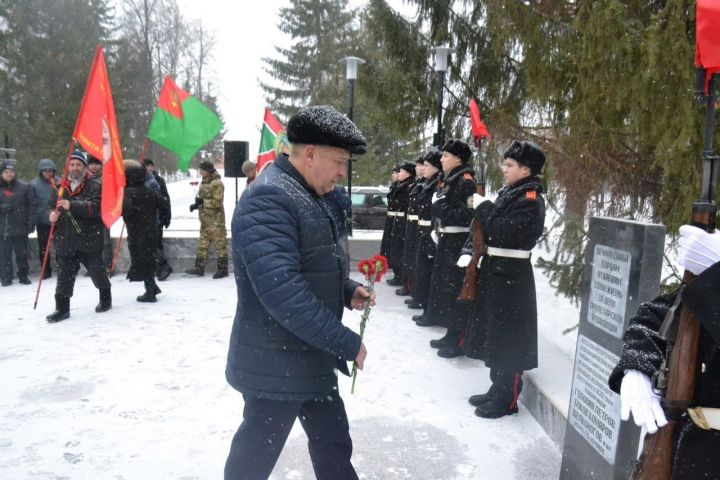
[224,105,372,480]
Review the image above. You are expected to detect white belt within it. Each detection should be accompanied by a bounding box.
[407,215,419,221]
[688,407,720,430]
[387,211,397,217]
[418,220,432,227]
[486,246,531,259]
[438,226,470,234]
[395,212,406,218]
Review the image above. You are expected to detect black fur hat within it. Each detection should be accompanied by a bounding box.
[287,105,367,155]
[399,161,416,177]
[423,148,443,170]
[441,139,472,164]
[503,141,545,175]
[392,164,401,173]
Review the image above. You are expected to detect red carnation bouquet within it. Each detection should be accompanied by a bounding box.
[351,253,388,393]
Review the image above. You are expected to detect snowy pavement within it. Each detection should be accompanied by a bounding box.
[1,266,563,479]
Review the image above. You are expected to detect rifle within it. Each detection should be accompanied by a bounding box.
[629,69,718,480]
[458,135,487,303]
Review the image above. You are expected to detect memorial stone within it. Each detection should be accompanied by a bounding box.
[560,217,665,480]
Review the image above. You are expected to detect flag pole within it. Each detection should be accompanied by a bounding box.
[34,139,76,309]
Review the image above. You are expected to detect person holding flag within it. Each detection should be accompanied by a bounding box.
[45,150,111,322]
[41,46,124,320]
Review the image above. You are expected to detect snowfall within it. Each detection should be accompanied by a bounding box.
[1,172,584,480]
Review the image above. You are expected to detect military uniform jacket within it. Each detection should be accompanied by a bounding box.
[380,181,399,256]
[416,173,440,257]
[49,174,104,256]
[389,177,414,270]
[463,176,545,371]
[401,179,424,275]
[431,166,475,232]
[198,172,226,231]
[226,155,362,401]
[608,262,720,479]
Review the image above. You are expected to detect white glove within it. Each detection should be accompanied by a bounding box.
[430,230,438,244]
[431,192,442,204]
[457,254,472,268]
[619,370,667,434]
[471,193,490,209]
[678,225,720,276]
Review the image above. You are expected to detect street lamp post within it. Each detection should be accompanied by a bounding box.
[340,56,365,236]
[430,46,455,147]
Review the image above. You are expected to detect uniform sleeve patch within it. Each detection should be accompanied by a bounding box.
[525,190,537,200]
[463,173,473,180]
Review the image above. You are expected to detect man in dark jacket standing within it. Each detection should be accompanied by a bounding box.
[143,158,173,280]
[224,105,372,480]
[87,155,114,273]
[0,159,36,286]
[30,158,60,278]
[45,150,111,322]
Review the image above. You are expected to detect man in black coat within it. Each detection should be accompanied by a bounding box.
[410,149,443,314]
[143,158,173,280]
[608,225,720,479]
[224,105,373,480]
[388,161,415,294]
[87,155,114,273]
[401,156,425,307]
[418,140,475,358]
[460,141,546,418]
[0,159,36,286]
[122,160,163,302]
[45,150,111,322]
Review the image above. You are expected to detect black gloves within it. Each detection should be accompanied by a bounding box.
[189,197,204,212]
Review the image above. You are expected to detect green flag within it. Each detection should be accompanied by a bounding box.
[148,76,223,171]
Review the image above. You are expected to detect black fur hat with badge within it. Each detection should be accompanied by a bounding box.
[287,105,367,155]
[399,161,416,177]
[423,148,443,170]
[503,141,546,176]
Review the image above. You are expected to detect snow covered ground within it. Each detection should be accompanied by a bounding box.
[1,173,587,479]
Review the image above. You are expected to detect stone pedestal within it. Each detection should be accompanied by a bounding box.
[560,217,665,480]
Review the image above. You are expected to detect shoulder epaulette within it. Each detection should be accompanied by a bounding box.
[525,190,537,200]
[463,173,474,180]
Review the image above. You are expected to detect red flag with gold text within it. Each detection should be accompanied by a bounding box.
[73,47,125,228]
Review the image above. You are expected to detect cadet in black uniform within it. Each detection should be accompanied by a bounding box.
[420,140,475,360]
[461,141,546,418]
[381,166,402,286]
[388,161,415,292]
[410,149,442,314]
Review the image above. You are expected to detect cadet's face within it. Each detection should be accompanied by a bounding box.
[440,152,462,173]
[2,169,15,182]
[425,164,439,177]
[502,158,530,186]
[68,159,85,179]
[307,145,349,195]
[397,170,411,181]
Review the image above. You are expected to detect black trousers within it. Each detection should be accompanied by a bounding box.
[489,369,524,411]
[102,227,113,270]
[37,224,54,270]
[224,389,358,480]
[0,235,29,282]
[56,251,111,298]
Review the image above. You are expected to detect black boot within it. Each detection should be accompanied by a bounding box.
[407,300,424,310]
[137,279,161,303]
[95,288,112,313]
[415,316,440,327]
[46,295,70,323]
[430,331,458,349]
[212,257,229,279]
[395,286,410,296]
[412,313,425,322]
[185,257,205,276]
[18,275,31,285]
[475,400,519,419]
[404,298,414,304]
[469,385,498,407]
[386,276,403,286]
[156,263,173,281]
[43,268,52,279]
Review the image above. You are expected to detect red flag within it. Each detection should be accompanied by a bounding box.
[696,0,720,92]
[73,47,125,228]
[469,99,491,140]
